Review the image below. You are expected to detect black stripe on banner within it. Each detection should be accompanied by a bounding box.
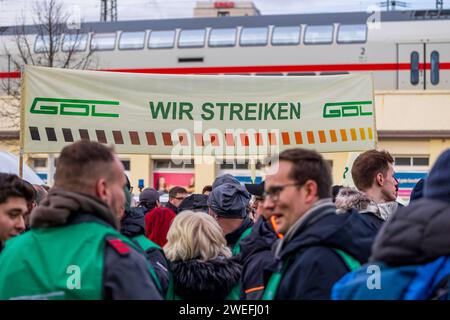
[62,128,74,142]
[79,129,90,140]
[45,127,57,142]
[29,127,40,141]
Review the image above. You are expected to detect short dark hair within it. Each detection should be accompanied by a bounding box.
[0,173,35,205]
[351,150,394,191]
[276,148,332,199]
[54,140,118,192]
[202,185,212,194]
[169,186,187,198]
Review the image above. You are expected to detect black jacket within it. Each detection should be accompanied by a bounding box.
[31,189,163,300]
[271,201,378,300]
[121,207,171,296]
[165,201,179,215]
[239,217,278,299]
[225,217,254,249]
[370,198,450,266]
[171,256,241,300]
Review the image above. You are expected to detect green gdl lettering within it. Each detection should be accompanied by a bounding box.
[323,101,373,118]
[29,98,120,118]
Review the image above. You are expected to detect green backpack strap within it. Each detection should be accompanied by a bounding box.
[332,248,361,271]
[232,227,253,256]
[262,256,293,300]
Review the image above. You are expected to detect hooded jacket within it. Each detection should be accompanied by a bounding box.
[269,199,378,300]
[171,256,241,300]
[121,207,171,296]
[225,216,254,250]
[239,217,278,299]
[370,198,450,267]
[1,188,162,300]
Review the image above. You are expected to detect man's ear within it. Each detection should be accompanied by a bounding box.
[95,178,108,202]
[156,200,161,208]
[303,180,319,203]
[375,172,384,186]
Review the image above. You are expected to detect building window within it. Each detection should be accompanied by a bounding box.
[154,159,194,169]
[148,30,175,49]
[394,156,429,167]
[218,11,230,16]
[121,160,131,171]
[33,158,47,168]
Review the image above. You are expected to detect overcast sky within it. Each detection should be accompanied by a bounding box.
[0,0,447,26]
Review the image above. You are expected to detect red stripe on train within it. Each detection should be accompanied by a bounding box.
[1,62,450,78]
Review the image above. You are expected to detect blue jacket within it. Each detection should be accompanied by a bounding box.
[268,201,378,300]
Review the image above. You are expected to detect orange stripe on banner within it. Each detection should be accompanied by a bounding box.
[368,127,373,140]
[268,132,277,145]
[225,133,234,146]
[178,133,188,146]
[307,131,315,144]
[244,286,265,294]
[330,130,337,142]
[255,133,263,146]
[340,129,348,142]
[359,128,366,140]
[350,128,357,141]
[146,132,156,145]
[129,131,140,145]
[318,130,326,143]
[281,132,290,145]
[195,133,204,146]
[240,134,249,146]
[294,132,303,144]
[210,133,219,146]
[162,132,172,146]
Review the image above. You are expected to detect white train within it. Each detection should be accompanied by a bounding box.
[1,9,450,91]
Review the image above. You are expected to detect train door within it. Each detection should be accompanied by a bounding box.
[425,43,450,90]
[397,43,425,90]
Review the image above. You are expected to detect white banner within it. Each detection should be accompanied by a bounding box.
[21,66,377,156]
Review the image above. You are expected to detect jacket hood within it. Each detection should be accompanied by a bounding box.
[277,202,378,264]
[31,188,118,229]
[370,198,450,266]
[239,217,277,265]
[171,256,241,300]
[120,207,146,238]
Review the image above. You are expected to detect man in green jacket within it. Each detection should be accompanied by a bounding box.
[0,140,162,300]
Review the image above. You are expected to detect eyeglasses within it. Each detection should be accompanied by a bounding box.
[263,183,303,202]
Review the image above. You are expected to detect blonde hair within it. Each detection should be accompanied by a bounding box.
[163,210,231,262]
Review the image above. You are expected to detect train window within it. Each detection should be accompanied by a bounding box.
[34,35,60,53]
[209,28,236,47]
[430,51,440,85]
[62,33,88,52]
[240,27,268,46]
[119,31,145,50]
[337,24,367,43]
[90,33,116,51]
[410,51,420,85]
[304,25,333,44]
[287,72,316,76]
[271,26,301,45]
[178,29,206,48]
[148,30,175,49]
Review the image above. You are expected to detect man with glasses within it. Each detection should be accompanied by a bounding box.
[261,148,378,300]
[165,186,188,214]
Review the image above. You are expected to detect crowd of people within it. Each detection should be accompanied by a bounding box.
[0,139,448,300]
